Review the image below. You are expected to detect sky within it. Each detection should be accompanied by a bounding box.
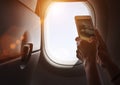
[44,2,90,65]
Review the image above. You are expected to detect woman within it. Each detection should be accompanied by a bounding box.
[76,30,120,85]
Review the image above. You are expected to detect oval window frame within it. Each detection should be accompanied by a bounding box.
[42,1,96,68]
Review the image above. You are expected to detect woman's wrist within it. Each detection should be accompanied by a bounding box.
[83,56,97,68]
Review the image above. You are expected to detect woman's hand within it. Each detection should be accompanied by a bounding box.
[76,37,98,66]
[75,37,102,85]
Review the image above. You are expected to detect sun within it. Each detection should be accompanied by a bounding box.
[47,3,63,16]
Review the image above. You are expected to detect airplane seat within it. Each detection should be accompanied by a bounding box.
[0,0,40,85]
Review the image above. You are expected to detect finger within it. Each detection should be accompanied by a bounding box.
[78,49,84,57]
[88,36,97,43]
[90,37,99,47]
[75,37,81,46]
[95,29,105,44]
[96,55,100,64]
[78,47,85,59]
[77,41,80,47]
[79,39,91,50]
[76,50,82,60]
[96,55,105,67]
[75,37,81,41]
[77,39,84,47]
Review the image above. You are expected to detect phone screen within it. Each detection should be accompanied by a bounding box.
[75,16,95,41]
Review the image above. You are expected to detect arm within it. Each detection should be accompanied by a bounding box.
[84,59,101,85]
[95,30,120,85]
[76,37,102,85]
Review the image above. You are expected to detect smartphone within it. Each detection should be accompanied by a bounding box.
[75,16,95,41]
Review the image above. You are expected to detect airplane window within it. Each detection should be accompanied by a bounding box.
[44,2,93,66]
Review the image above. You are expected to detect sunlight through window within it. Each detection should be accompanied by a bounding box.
[44,2,92,66]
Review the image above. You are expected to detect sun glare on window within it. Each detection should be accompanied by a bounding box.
[44,2,92,66]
